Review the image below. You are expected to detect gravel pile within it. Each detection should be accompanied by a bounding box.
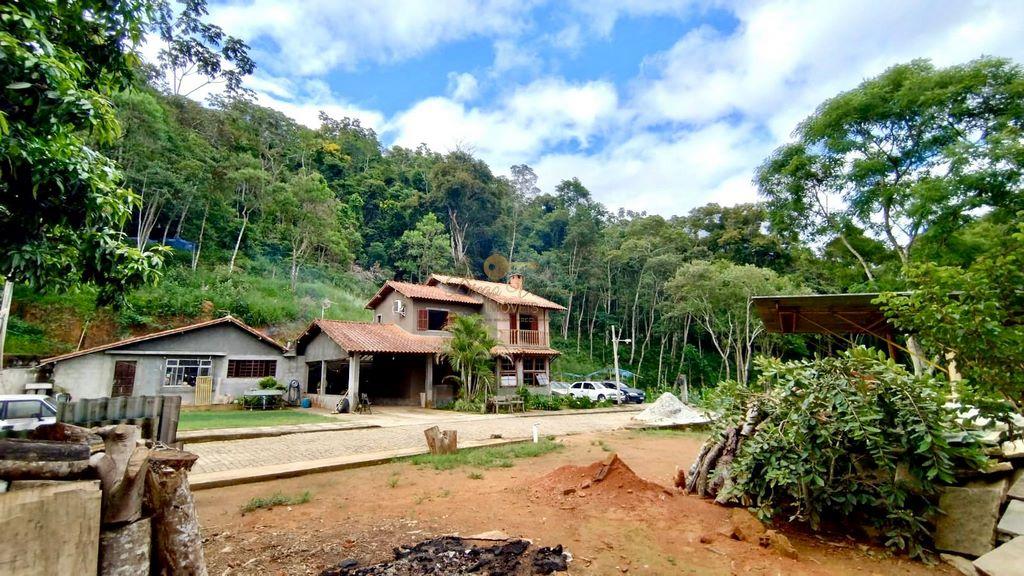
[631,393,713,426]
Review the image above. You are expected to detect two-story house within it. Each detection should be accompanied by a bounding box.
[294,273,565,409]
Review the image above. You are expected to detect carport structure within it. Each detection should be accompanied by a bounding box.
[294,320,450,410]
[752,292,910,359]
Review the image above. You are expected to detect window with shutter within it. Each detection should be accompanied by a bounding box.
[417,308,428,331]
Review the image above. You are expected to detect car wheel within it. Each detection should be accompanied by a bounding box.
[597,394,605,402]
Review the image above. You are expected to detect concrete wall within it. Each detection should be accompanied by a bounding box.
[0,367,40,395]
[51,323,290,404]
[371,292,482,335]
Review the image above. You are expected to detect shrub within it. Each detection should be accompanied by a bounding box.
[257,377,282,390]
[240,491,312,513]
[450,398,484,413]
[527,394,564,411]
[717,347,988,558]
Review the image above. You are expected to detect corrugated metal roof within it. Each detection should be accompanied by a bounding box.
[365,280,481,309]
[428,274,567,311]
[42,316,287,364]
[305,320,448,355]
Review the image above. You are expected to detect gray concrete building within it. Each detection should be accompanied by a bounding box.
[41,316,292,404]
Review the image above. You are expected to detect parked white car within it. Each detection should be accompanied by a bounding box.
[568,381,625,403]
[549,381,572,397]
[0,395,58,432]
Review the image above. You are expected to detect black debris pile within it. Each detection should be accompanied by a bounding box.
[320,536,570,576]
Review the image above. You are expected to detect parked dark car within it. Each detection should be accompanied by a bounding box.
[607,381,645,404]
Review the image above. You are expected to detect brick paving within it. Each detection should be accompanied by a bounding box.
[187,411,638,474]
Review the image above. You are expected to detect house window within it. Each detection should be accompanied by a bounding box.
[522,356,547,387]
[227,359,276,379]
[164,358,212,387]
[518,314,538,331]
[419,308,450,331]
[499,357,517,387]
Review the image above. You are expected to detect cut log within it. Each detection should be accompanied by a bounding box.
[0,438,91,461]
[424,426,458,455]
[104,446,151,525]
[685,402,766,498]
[97,424,142,481]
[147,450,207,576]
[99,517,151,576]
[28,422,105,452]
[0,459,90,480]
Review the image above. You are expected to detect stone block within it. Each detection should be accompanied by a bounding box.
[935,484,1004,557]
[1000,440,1024,459]
[997,500,1024,538]
[974,536,1024,576]
[1006,469,1024,501]
[941,553,980,576]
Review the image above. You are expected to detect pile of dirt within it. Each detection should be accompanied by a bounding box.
[631,392,713,426]
[319,536,569,575]
[534,453,672,504]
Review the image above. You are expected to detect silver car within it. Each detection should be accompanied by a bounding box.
[0,395,58,431]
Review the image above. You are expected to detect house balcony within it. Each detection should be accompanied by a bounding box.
[499,329,548,347]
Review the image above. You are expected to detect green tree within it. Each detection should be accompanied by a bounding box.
[266,173,347,289]
[0,0,166,301]
[877,219,1024,406]
[758,57,1024,269]
[397,214,451,282]
[666,261,799,384]
[445,315,498,401]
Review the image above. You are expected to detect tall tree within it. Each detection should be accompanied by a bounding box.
[0,0,166,301]
[397,214,451,282]
[266,173,346,289]
[758,57,1024,268]
[507,164,539,264]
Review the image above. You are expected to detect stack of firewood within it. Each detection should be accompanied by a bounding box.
[0,423,207,576]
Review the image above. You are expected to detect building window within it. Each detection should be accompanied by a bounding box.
[419,308,450,331]
[227,359,277,379]
[523,356,547,387]
[518,314,538,331]
[498,357,516,387]
[164,358,212,387]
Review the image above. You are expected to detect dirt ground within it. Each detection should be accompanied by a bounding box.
[195,429,950,576]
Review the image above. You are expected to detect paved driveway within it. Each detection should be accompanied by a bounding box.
[187,410,638,474]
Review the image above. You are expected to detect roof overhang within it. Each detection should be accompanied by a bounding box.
[752,293,905,337]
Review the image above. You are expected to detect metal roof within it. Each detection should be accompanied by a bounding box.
[42,316,287,364]
[365,280,482,310]
[752,293,902,336]
[428,274,567,311]
[297,320,447,355]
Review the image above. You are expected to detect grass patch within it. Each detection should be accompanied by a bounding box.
[632,428,709,439]
[387,472,401,488]
[177,409,339,431]
[240,490,312,513]
[467,471,484,480]
[409,439,563,471]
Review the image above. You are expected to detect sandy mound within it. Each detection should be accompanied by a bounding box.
[632,392,713,426]
[533,454,672,504]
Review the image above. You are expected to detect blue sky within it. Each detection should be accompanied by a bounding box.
[186,0,1024,217]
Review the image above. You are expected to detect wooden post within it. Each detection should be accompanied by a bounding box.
[158,395,181,445]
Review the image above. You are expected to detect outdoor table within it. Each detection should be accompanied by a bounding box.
[242,389,284,410]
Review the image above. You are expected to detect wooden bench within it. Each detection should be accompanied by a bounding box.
[489,396,525,413]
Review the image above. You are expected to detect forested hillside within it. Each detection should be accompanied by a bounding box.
[9,54,1022,395]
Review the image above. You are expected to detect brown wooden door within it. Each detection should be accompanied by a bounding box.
[112,361,136,397]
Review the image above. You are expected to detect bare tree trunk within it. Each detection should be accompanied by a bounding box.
[656,336,666,388]
[575,288,587,353]
[228,212,248,273]
[191,207,207,272]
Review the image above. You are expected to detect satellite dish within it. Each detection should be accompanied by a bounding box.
[483,254,510,281]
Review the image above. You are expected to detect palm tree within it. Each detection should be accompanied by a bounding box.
[445,314,497,401]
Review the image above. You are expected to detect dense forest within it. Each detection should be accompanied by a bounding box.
[3,2,1021,400]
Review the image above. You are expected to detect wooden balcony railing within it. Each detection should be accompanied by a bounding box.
[500,329,546,346]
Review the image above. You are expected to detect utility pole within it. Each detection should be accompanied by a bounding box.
[610,325,631,389]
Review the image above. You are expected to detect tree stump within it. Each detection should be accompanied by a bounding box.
[424,426,458,455]
[99,517,151,576]
[147,449,206,576]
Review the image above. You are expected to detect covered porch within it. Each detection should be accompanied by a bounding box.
[294,320,451,410]
[492,345,560,396]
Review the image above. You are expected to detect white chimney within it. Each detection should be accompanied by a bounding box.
[508,273,524,290]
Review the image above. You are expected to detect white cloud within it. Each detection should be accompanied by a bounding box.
[446,72,480,102]
[208,0,538,75]
[252,77,386,130]
[491,39,542,75]
[389,77,618,169]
